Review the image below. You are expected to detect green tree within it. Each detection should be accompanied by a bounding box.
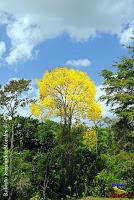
[100,37,134,151]
[0,79,31,175]
[0,79,32,199]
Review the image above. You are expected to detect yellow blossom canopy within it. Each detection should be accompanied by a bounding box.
[31,67,101,122]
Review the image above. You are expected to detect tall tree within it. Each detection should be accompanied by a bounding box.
[31,67,101,195]
[0,79,31,177]
[100,36,134,150]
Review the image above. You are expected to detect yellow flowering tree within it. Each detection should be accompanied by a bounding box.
[31,67,101,135]
[31,67,101,188]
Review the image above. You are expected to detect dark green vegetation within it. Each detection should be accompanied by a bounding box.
[0,40,134,200]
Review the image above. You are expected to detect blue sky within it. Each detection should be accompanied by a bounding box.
[0,0,134,118]
[0,30,129,85]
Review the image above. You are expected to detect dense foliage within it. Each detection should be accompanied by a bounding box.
[0,40,133,200]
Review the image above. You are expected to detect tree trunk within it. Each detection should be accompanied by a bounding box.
[62,122,74,196]
[42,179,48,199]
[8,188,13,200]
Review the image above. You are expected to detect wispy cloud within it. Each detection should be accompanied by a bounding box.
[65,58,91,67]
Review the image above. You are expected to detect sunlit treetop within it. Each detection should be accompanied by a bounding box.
[31,67,101,123]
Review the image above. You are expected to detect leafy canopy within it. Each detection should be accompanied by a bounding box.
[100,36,134,150]
[100,40,134,121]
[0,79,31,118]
[31,67,101,123]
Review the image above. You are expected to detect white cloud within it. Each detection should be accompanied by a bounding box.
[5,17,45,64]
[0,0,133,64]
[119,21,134,44]
[0,41,6,58]
[65,58,91,67]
